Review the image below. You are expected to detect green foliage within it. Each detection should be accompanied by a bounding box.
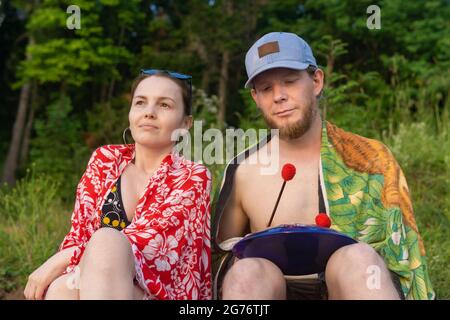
[29,96,90,200]
[192,88,220,127]
[86,98,130,146]
[235,89,267,131]
[15,0,134,88]
[189,88,223,204]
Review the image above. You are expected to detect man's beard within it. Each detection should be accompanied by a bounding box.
[262,98,317,140]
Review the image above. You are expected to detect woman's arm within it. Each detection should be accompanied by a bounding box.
[25,147,104,300]
[24,246,77,300]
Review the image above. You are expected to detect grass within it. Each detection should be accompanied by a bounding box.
[0,121,448,299]
[0,168,69,298]
[385,122,450,299]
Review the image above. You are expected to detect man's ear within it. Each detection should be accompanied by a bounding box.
[250,88,260,110]
[313,68,324,98]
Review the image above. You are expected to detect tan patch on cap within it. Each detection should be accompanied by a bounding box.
[258,41,280,58]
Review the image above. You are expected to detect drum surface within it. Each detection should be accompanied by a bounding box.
[232,224,358,275]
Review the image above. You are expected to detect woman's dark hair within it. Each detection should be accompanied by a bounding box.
[130,72,192,116]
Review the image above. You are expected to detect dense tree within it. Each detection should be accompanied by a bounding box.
[1,0,448,186]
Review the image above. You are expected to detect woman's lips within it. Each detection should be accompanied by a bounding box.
[139,124,159,130]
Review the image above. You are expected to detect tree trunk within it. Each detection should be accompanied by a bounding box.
[217,1,234,125]
[19,81,37,168]
[1,33,35,185]
[189,35,211,91]
[218,50,230,124]
[201,68,211,92]
[107,78,115,103]
[1,82,31,185]
[106,26,125,103]
[100,82,107,104]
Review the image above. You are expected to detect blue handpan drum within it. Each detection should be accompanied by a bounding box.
[232,224,358,276]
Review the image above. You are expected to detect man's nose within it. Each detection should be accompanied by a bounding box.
[273,83,288,103]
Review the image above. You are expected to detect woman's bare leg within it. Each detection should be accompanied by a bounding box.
[133,282,146,300]
[44,228,145,300]
[78,228,136,300]
[44,271,145,300]
[44,272,79,300]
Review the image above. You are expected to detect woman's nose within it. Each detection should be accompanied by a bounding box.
[144,104,157,119]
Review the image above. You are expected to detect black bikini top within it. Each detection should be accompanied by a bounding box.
[100,176,131,231]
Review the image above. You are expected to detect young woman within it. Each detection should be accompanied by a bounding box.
[24,70,212,300]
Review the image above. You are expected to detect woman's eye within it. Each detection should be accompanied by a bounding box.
[135,100,144,106]
[161,103,170,108]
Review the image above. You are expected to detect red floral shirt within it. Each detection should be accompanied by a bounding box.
[58,144,212,300]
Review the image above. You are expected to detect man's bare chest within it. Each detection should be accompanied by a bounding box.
[240,165,321,232]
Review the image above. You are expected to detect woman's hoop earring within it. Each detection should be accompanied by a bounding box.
[123,127,132,145]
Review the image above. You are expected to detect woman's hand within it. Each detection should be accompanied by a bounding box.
[24,259,62,300]
[24,247,76,300]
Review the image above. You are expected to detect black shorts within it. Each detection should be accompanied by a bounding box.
[285,272,405,300]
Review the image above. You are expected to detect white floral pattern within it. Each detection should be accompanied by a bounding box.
[59,144,212,300]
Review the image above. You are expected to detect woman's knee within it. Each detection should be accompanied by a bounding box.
[81,228,134,274]
[85,228,131,255]
[223,258,285,294]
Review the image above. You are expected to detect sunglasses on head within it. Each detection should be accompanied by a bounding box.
[140,69,192,80]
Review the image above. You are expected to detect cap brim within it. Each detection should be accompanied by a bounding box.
[244,61,310,89]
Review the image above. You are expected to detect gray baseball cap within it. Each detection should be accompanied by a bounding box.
[244,32,317,88]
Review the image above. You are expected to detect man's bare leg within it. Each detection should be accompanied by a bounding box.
[222,258,286,299]
[325,242,401,300]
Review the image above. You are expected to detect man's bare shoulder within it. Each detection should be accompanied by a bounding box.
[234,150,263,187]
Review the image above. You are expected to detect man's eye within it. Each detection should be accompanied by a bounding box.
[286,78,298,84]
[261,86,271,92]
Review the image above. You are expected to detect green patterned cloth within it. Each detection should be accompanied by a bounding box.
[321,121,434,299]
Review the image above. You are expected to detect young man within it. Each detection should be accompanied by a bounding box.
[212,32,434,300]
